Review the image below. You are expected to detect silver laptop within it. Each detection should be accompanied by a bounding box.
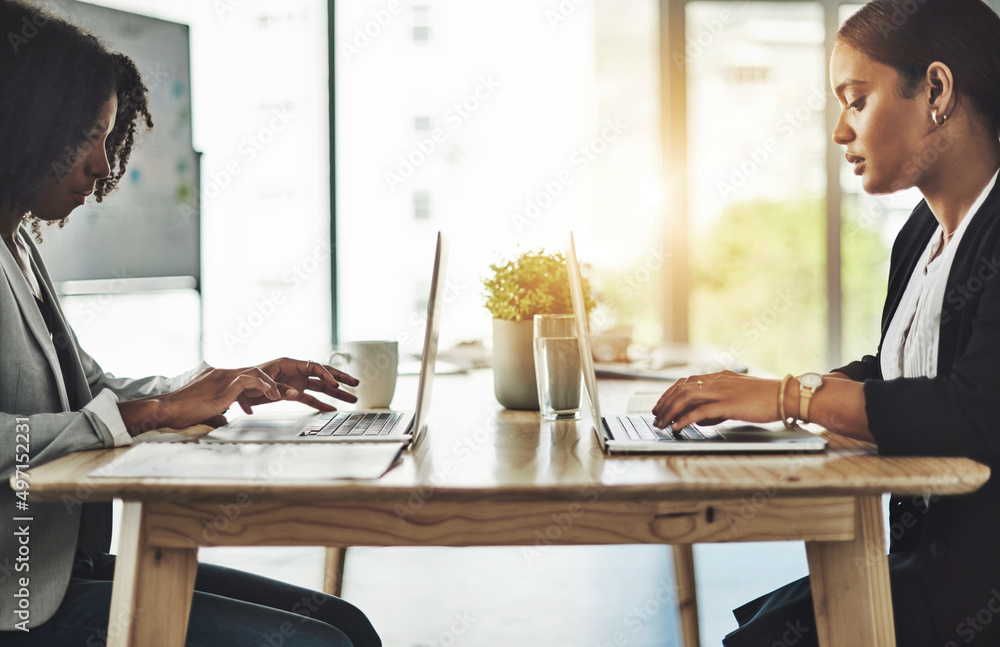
[202,232,448,446]
[567,232,826,454]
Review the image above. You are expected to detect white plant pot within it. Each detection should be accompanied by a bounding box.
[492,318,539,410]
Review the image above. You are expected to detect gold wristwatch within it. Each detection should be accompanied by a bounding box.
[796,373,824,423]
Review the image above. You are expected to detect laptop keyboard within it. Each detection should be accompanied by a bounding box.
[299,412,402,437]
[617,415,723,442]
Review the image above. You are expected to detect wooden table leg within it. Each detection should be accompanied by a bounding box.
[323,547,348,598]
[806,495,895,647]
[107,501,199,647]
[672,544,701,647]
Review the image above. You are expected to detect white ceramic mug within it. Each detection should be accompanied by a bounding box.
[330,341,399,409]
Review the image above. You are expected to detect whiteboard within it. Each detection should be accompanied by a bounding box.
[40,0,199,289]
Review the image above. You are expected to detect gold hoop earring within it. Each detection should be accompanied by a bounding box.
[932,109,948,128]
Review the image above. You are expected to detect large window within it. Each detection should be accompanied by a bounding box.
[333,0,925,376]
[684,0,922,374]
[334,0,662,358]
[687,2,829,376]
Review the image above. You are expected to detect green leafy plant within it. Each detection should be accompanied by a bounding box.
[483,250,596,321]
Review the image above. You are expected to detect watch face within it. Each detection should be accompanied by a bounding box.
[799,372,823,388]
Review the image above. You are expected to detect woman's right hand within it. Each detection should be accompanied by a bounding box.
[117,366,292,435]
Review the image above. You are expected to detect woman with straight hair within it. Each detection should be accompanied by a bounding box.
[0,1,380,644]
[652,0,1000,644]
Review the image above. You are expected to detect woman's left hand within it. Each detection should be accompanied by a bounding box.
[237,357,360,414]
[651,370,782,430]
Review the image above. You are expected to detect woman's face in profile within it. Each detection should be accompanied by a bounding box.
[830,42,934,196]
[32,94,117,222]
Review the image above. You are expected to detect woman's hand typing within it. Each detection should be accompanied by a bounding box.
[117,358,360,436]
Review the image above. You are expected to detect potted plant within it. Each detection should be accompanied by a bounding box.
[483,250,595,410]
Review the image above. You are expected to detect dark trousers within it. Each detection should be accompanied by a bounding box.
[2,550,381,647]
[723,551,936,647]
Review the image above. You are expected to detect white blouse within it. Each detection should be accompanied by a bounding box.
[881,170,1000,380]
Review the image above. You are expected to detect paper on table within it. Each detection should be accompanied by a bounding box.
[90,442,404,480]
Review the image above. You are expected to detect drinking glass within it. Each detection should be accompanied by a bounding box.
[533,314,582,420]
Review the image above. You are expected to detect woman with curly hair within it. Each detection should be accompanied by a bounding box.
[0,1,380,644]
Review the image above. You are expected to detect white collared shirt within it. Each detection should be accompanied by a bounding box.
[881,169,1000,380]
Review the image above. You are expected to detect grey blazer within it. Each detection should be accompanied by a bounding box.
[0,226,201,630]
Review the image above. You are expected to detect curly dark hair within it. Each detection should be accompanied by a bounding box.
[0,0,153,241]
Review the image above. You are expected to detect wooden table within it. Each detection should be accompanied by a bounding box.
[26,370,990,647]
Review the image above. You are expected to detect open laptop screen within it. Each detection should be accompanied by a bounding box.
[567,232,608,452]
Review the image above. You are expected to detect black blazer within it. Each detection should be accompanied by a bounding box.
[835,176,1000,644]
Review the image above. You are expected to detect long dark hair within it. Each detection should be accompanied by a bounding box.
[0,0,152,238]
[838,0,1000,138]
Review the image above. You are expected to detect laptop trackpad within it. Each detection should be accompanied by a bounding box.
[231,420,300,431]
[716,420,812,440]
[207,419,302,442]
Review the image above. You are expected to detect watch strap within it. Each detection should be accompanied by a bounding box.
[800,388,814,423]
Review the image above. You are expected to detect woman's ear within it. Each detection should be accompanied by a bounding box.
[926,61,955,120]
